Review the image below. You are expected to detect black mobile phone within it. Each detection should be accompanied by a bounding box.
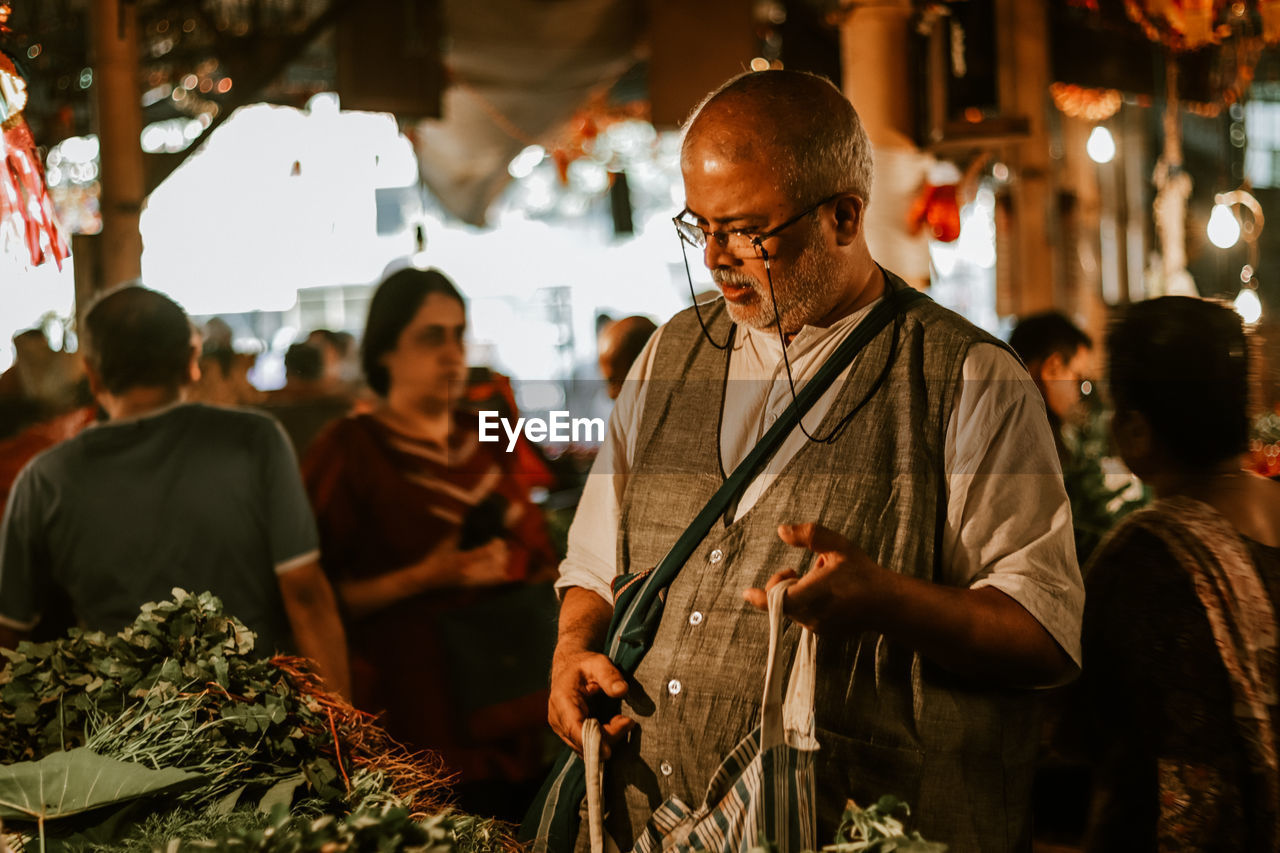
[458,493,509,550]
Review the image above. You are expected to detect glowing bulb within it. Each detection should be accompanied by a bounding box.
[1208,203,1242,249]
[508,145,545,179]
[1235,287,1262,324]
[1086,126,1115,164]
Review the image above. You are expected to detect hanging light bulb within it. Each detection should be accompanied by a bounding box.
[1235,286,1263,324]
[1208,203,1242,249]
[1086,126,1116,164]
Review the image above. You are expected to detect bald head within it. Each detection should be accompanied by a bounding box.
[681,70,874,208]
[598,315,657,399]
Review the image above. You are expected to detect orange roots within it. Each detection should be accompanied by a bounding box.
[270,656,526,853]
[325,705,351,793]
[269,655,456,816]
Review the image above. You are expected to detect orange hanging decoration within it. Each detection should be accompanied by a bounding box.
[0,49,69,269]
[1262,0,1280,41]
[925,184,962,243]
[908,161,964,244]
[1050,83,1124,122]
[908,182,962,243]
[1124,0,1280,49]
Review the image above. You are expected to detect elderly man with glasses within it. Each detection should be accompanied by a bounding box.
[538,70,1081,853]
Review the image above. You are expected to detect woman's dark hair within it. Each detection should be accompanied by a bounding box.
[83,285,193,395]
[360,267,465,397]
[1107,296,1251,468]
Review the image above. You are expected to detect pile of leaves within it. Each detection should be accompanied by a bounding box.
[0,589,513,852]
[740,797,945,853]
[164,803,510,853]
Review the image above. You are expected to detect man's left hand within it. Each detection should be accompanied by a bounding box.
[742,522,888,635]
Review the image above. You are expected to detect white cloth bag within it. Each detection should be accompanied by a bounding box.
[585,578,819,853]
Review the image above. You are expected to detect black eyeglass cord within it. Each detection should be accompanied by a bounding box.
[678,233,902,443]
[760,247,903,445]
[679,233,732,350]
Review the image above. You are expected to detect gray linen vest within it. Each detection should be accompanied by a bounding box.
[592,280,1041,853]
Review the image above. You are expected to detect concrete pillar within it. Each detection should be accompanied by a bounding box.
[1000,0,1055,315]
[89,0,144,295]
[839,0,933,290]
[839,0,915,150]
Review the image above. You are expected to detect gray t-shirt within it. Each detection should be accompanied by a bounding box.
[0,402,319,655]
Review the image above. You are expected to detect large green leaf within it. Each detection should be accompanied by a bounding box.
[0,747,203,821]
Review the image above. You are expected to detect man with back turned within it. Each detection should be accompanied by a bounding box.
[0,284,350,697]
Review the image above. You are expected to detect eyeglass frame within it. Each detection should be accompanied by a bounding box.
[671,192,848,265]
[671,188,891,446]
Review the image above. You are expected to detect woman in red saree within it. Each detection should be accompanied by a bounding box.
[303,268,556,820]
[1075,297,1280,851]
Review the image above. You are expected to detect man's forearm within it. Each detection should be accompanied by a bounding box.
[555,586,613,661]
[547,586,633,755]
[279,563,352,699]
[867,574,1074,688]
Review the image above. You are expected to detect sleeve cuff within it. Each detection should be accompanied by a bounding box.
[275,549,321,575]
[970,573,1084,670]
[553,571,614,607]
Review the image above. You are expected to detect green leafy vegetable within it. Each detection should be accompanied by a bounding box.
[822,797,947,853]
[0,590,503,853]
[0,748,202,822]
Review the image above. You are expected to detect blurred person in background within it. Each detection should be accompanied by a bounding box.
[0,326,97,522]
[596,315,657,401]
[0,328,88,440]
[307,328,362,395]
[1069,296,1280,851]
[189,334,263,407]
[0,285,349,697]
[1008,312,1094,467]
[302,267,556,821]
[1009,311,1134,567]
[276,342,328,401]
[260,342,354,458]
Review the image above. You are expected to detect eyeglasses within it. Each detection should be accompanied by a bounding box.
[672,193,844,261]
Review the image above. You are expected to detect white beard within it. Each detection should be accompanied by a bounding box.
[713,230,844,332]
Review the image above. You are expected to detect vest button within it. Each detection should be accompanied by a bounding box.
[689,611,704,626]
[667,678,682,696]
[659,760,673,776]
[709,549,723,564]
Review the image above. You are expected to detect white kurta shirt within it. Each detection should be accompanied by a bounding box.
[556,299,1085,665]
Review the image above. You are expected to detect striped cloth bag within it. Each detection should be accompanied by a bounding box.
[585,579,819,853]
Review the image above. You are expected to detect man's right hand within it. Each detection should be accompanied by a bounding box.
[548,648,635,758]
